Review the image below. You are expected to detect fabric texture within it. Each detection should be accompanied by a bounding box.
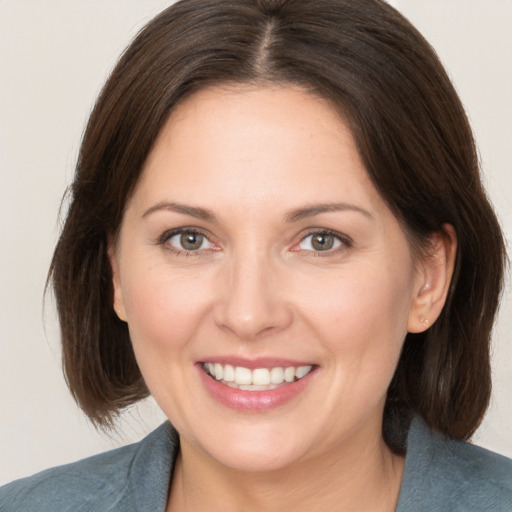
[395,419,512,511]
[1,417,511,511]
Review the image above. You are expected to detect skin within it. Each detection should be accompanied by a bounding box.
[110,85,456,511]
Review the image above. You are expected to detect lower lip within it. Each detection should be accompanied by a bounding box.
[197,365,315,412]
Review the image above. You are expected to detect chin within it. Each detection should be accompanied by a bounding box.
[209,442,309,474]
[187,421,317,473]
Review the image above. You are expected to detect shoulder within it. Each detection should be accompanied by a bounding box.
[0,422,178,512]
[397,417,512,512]
[0,444,137,512]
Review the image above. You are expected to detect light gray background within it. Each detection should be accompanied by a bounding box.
[1,0,511,484]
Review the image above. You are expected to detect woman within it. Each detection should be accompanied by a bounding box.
[1,0,511,510]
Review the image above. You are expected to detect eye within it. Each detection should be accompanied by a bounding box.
[297,231,345,252]
[165,230,214,252]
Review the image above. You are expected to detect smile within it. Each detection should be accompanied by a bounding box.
[202,363,314,391]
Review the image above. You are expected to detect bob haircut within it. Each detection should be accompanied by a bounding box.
[49,0,506,453]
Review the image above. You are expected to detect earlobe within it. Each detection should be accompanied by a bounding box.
[407,224,457,333]
[108,240,127,323]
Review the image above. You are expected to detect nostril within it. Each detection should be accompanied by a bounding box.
[213,266,293,339]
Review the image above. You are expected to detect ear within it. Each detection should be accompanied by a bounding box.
[108,240,127,323]
[407,224,457,333]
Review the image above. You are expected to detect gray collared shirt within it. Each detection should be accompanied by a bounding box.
[1,417,511,511]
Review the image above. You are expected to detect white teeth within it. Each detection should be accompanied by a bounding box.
[238,384,278,391]
[223,364,235,382]
[203,363,313,389]
[214,363,223,380]
[234,366,252,385]
[284,367,295,382]
[295,366,310,379]
[270,367,284,384]
[252,368,270,386]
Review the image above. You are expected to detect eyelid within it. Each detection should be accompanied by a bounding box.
[157,227,218,255]
[293,228,353,253]
[156,226,351,256]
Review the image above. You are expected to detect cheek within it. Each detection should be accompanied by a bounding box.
[120,267,216,420]
[121,267,212,356]
[306,271,414,427]
[298,262,414,369]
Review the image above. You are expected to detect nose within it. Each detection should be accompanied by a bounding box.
[213,251,293,341]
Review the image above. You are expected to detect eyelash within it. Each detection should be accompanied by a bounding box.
[158,228,217,257]
[157,228,352,257]
[294,229,352,256]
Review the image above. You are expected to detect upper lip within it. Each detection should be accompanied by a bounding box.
[197,356,316,369]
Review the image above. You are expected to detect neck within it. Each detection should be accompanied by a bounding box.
[167,422,404,512]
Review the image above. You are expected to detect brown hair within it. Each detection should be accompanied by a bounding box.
[49,0,506,452]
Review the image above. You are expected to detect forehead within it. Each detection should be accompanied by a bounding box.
[131,85,386,220]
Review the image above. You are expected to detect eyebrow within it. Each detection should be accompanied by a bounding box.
[284,203,375,223]
[142,201,374,223]
[142,201,217,222]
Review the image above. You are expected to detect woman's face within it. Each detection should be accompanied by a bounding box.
[111,86,428,472]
